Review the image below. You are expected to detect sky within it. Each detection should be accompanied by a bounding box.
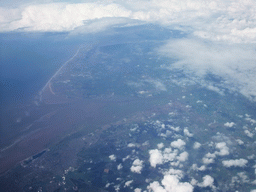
[1,0,256,102]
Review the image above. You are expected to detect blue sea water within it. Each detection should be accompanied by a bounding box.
[0,32,80,109]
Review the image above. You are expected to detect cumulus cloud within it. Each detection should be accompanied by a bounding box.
[149,145,189,168]
[1,0,256,43]
[215,142,229,156]
[198,175,215,188]
[191,164,206,171]
[128,143,137,147]
[131,159,143,173]
[222,158,248,168]
[224,122,236,128]
[0,3,132,32]
[171,139,186,149]
[202,157,215,165]
[236,139,244,145]
[177,151,189,162]
[109,154,116,161]
[117,163,123,170]
[149,149,164,168]
[124,180,133,187]
[134,188,142,192]
[157,143,164,149]
[184,128,193,137]
[244,130,254,138]
[147,174,193,192]
[202,152,216,164]
[202,142,229,165]
[193,142,201,149]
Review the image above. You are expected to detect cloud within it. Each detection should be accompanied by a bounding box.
[177,151,189,162]
[198,175,215,188]
[69,17,140,35]
[0,2,132,32]
[202,157,215,165]
[163,148,178,162]
[236,139,244,145]
[244,130,254,138]
[124,180,133,187]
[222,158,248,168]
[158,38,256,101]
[144,79,167,91]
[147,174,193,192]
[215,142,229,156]
[149,149,163,168]
[184,128,193,137]
[128,143,137,147]
[202,142,229,164]
[117,163,123,170]
[171,139,186,149]
[109,154,116,161]
[224,122,236,128]
[134,188,142,192]
[193,142,201,149]
[157,143,164,149]
[149,145,189,168]
[191,164,206,171]
[130,159,143,173]
[1,0,256,44]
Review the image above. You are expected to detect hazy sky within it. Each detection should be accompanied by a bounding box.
[1,0,256,101]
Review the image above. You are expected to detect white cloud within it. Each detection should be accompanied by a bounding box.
[157,143,164,149]
[177,151,189,162]
[117,163,123,170]
[164,168,184,178]
[124,180,133,187]
[193,142,201,149]
[109,154,116,161]
[147,174,193,192]
[158,38,256,101]
[1,0,256,44]
[222,158,248,168]
[224,122,236,128]
[149,149,163,167]
[202,157,215,165]
[215,142,229,156]
[202,142,229,164]
[184,128,193,137]
[128,143,137,147]
[149,146,188,168]
[236,139,244,145]
[163,148,178,162]
[131,159,143,174]
[134,188,142,192]
[171,139,186,149]
[0,3,132,32]
[191,164,206,171]
[198,175,215,188]
[244,130,254,138]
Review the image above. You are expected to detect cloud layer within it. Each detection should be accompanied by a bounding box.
[1,0,256,43]
[159,38,256,101]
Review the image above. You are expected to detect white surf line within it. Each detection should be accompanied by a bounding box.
[39,46,82,99]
